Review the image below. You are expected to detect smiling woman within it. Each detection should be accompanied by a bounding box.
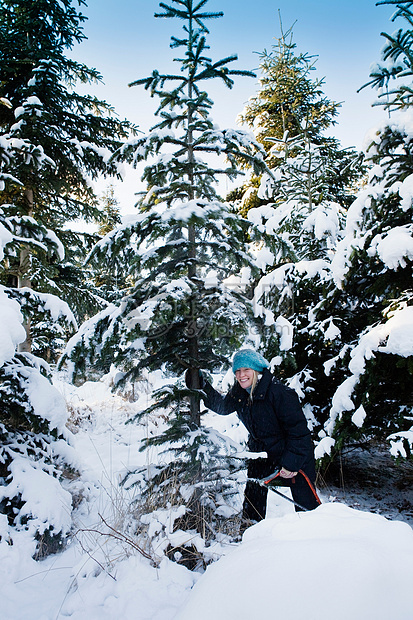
[187,347,320,530]
[235,367,255,390]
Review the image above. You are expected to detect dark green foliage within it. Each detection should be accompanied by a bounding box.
[0,422,75,558]
[0,0,131,553]
[65,201,259,384]
[123,389,244,568]
[0,0,135,342]
[234,23,364,218]
[239,24,340,158]
[360,1,413,110]
[66,0,266,397]
[0,354,56,434]
[311,114,413,459]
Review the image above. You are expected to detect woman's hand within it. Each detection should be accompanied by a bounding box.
[185,369,204,390]
[279,467,297,479]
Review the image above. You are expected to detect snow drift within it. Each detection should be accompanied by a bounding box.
[176,503,413,620]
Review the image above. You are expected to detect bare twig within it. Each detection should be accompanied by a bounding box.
[77,537,117,581]
[74,513,156,565]
[98,512,155,562]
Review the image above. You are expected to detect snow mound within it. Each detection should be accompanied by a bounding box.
[176,503,413,620]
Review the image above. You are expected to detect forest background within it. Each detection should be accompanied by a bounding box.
[75,0,389,208]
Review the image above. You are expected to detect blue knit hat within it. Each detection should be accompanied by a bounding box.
[232,349,269,373]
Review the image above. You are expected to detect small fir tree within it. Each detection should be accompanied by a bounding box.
[233,22,354,217]
[91,185,127,302]
[98,185,122,237]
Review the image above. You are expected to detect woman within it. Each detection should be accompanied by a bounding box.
[190,349,320,526]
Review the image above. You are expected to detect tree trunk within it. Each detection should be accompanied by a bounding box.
[17,187,34,353]
[186,61,201,427]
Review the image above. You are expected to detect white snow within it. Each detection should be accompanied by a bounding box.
[378,306,413,357]
[23,364,69,432]
[368,225,413,269]
[0,286,26,364]
[352,404,367,428]
[1,375,412,619]
[388,427,413,458]
[314,436,336,459]
[26,289,78,330]
[175,503,413,620]
[324,305,413,436]
[302,201,340,240]
[322,318,341,341]
[275,315,293,350]
[3,457,73,536]
[0,221,13,260]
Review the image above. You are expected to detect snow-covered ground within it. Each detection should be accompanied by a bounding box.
[1,374,413,620]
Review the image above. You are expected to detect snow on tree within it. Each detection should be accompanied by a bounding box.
[232,23,360,217]
[245,2,413,463]
[0,0,135,558]
[61,0,267,567]
[0,200,78,558]
[0,0,135,352]
[317,121,413,458]
[313,0,413,460]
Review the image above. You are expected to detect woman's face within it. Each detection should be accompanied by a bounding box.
[235,367,254,389]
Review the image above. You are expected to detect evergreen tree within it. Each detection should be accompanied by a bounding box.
[248,129,363,434]
[98,185,122,236]
[361,0,413,111]
[0,0,134,556]
[61,0,266,562]
[232,23,358,217]
[316,0,413,460]
[239,22,339,159]
[234,29,365,440]
[91,185,126,303]
[0,0,135,351]
[0,129,77,557]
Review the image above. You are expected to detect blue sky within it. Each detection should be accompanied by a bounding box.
[71,0,394,204]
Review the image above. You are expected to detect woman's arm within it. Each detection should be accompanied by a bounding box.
[185,369,238,416]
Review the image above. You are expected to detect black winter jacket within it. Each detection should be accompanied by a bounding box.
[202,369,316,477]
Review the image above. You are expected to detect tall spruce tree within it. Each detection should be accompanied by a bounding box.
[0,0,134,352]
[0,128,78,557]
[62,0,267,563]
[233,27,365,438]
[315,0,413,460]
[232,24,359,217]
[247,130,364,438]
[239,23,339,157]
